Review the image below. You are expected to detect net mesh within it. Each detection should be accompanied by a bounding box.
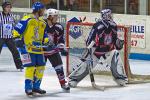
[66,22,130,75]
[66,22,150,83]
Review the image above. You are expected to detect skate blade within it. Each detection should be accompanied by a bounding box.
[26,94,34,98]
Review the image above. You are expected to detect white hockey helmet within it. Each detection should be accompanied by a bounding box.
[46,8,59,18]
[100,9,112,21]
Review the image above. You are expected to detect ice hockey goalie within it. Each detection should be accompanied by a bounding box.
[68,9,128,88]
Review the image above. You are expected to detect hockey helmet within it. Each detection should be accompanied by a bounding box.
[46,8,59,18]
[32,2,45,11]
[100,9,112,20]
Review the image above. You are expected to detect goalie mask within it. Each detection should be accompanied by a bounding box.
[101,9,113,21]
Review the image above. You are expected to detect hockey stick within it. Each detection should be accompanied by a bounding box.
[87,48,105,91]
[26,44,69,56]
[69,49,105,90]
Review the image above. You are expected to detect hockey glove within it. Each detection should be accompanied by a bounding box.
[57,43,65,50]
[57,43,68,56]
[115,38,124,50]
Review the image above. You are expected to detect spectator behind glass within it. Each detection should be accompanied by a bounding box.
[45,0,57,9]
[68,0,78,11]
[128,0,138,14]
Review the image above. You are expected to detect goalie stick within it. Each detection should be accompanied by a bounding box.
[68,48,105,91]
[87,48,105,91]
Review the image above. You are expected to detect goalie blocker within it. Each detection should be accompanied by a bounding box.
[68,9,128,88]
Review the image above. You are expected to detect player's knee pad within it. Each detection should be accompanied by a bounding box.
[54,65,65,84]
[35,66,45,79]
[25,67,35,80]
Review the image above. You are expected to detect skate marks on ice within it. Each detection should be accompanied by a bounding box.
[8,91,68,100]
[0,69,22,72]
[74,75,139,91]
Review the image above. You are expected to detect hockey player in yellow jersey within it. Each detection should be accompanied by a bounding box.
[13,2,49,96]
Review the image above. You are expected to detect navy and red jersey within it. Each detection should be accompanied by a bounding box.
[86,19,118,55]
[45,22,65,45]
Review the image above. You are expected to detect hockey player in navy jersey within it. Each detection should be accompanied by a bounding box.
[44,8,70,92]
[68,9,128,88]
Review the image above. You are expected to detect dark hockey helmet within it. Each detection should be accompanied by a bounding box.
[101,9,113,21]
[2,1,12,9]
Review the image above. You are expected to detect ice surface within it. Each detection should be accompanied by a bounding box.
[0,48,150,100]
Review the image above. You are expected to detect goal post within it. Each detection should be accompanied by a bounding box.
[66,22,150,84]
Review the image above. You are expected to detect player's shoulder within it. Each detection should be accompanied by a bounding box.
[108,20,117,27]
[93,20,105,30]
[21,14,34,22]
[54,23,64,30]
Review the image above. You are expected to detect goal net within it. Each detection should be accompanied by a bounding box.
[66,22,150,84]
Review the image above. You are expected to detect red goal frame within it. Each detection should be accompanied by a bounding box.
[66,22,130,77]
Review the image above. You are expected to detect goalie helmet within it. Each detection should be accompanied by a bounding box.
[46,8,59,18]
[100,9,112,21]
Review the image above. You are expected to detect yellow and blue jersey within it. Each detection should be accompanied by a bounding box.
[13,14,48,54]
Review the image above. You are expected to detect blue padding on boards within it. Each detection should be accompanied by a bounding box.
[129,53,150,60]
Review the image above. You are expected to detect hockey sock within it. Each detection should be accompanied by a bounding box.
[33,66,45,89]
[25,67,35,91]
[54,65,66,85]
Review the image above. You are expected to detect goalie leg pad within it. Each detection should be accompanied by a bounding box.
[110,50,127,85]
[69,62,89,87]
[69,53,98,87]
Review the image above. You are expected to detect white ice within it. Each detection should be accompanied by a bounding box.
[0,48,150,100]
